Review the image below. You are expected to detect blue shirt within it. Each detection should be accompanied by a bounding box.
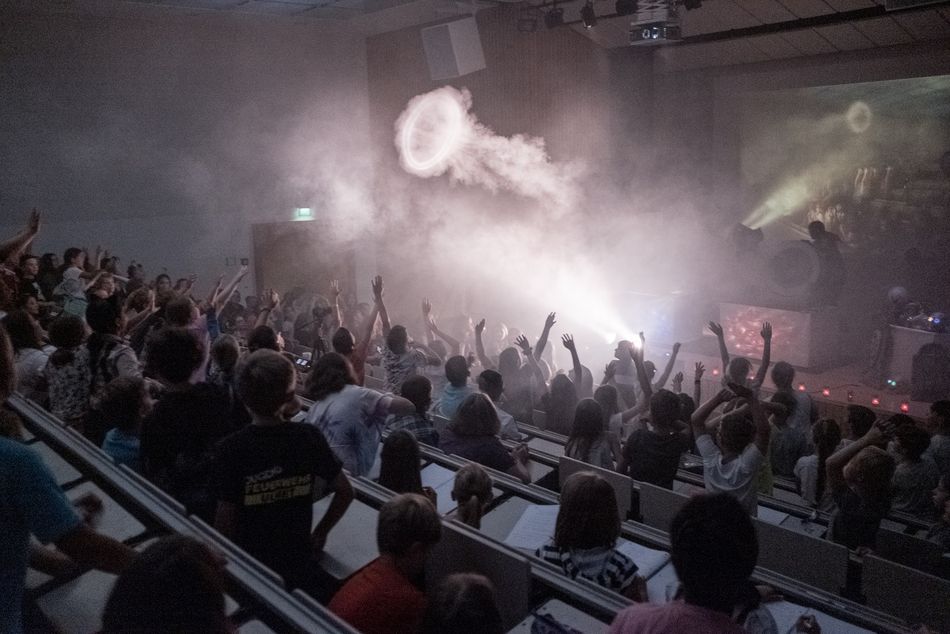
[0,438,81,634]
[102,428,142,473]
[305,385,388,476]
[435,383,476,420]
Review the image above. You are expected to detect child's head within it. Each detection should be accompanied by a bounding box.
[451,393,500,437]
[379,430,423,495]
[812,418,842,455]
[770,361,795,390]
[768,391,797,426]
[386,324,409,354]
[331,327,355,355]
[843,446,895,502]
[99,377,150,433]
[48,314,86,368]
[677,393,696,421]
[421,573,503,634]
[846,405,876,439]
[893,424,930,462]
[717,412,755,454]
[568,398,604,441]
[210,334,240,376]
[650,389,681,429]
[928,400,950,434]
[727,357,752,386]
[670,493,758,613]
[400,374,433,415]
[236,349,296,418]
[146,327,205,384]
[477,370,504,402]
[247,325,279,352]
[376,493,441,574]
[593,384,619,421]
[445,355,470,388]
[555,472,620,550]
[452,463,493,529]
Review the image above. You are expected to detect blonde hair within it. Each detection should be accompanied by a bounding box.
[452,464,493,529]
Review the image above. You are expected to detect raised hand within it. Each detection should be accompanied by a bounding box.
[544,312,557,330]
[707,321,724,337]
[187,273,198,286]
[604,362,616,382]
[694,361,705,380]
[761,321,773,341]
[262,289,280,310]
[672,342,681,354]
[422,298,432,317]
[330,280,342,299]
[672,371,684,387]
[514,334,532,354]
[561,333,576,352]
[237,264,249,279]
[28,208,41,234]
[427,315,438,331]
[371,275,383,301]
[475,319,485,336]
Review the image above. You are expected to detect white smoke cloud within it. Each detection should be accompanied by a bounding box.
[395,86,584,212]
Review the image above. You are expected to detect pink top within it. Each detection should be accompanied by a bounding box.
[609,601,744,634]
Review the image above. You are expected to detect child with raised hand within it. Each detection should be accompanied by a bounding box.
[537,471,647,601]
[451,463,493,528]
[690,385,771,516]
[825,418,897,552]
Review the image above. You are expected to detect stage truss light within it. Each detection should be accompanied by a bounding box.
[580,1,596,28]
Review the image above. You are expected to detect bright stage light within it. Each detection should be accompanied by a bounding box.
[845,101,872,134]
[397,89,467,176]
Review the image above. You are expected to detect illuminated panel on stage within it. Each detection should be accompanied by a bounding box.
[719,303,839,370]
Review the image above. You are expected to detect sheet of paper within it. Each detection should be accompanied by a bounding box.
[757,505,790,526]
[504,504,559,551]
[615,539,671,579]
[645,562,679,604]
[765,601,873,634]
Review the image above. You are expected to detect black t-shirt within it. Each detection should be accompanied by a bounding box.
[622,428,690,490]
[141,383,239,518]
[829,485,889,550]
[212,423,342,581]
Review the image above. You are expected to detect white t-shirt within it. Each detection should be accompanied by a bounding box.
[494,402,520,440]
[696,434,764,516]
[15,347,51,402]
[793,454,819,507]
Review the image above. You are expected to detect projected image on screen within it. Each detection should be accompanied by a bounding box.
[740,75,950,252]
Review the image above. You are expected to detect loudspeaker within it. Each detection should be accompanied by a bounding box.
[911,343,950,401]
[420,17,486,81]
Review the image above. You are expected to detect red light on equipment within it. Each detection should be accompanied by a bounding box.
[712,369,719,376]
[900,402,910,413]
[821,387,831,397]
[847,390,854,402]
[797,383,806,392]
[871,396,881,407]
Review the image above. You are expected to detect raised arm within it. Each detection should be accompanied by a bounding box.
[311,472,354,556]
[0,209,40,264]
[329,280,344,330]
[751,322,772,388]
[561,334,589,398]
[631,345,653,404]
[750,389,771,456]
[708,321,730,375]
[534,312,556,361]
[693,362,705,407]
[428,316,461,357]
[514,335,545,385]
[212,265,248,313]
[653,342,681,390]
[0,325,14,401]
[254,290,279,328]
[421,298,435,345]
[371,275,390,337]
[826,419,893,493]
[205,275,224,309]
[474,319,493,370]
[690,388,734,439]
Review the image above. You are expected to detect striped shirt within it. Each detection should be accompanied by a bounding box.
[537,543,639,592]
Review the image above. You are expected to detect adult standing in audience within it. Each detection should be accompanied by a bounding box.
[0,324,136,634]
[304,352,416,476]
[330,494,442,634]
[213,350,353,593]
[439,393,531,484]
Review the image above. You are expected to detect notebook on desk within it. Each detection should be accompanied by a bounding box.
[504,503,559,550]
[615,540,671,579]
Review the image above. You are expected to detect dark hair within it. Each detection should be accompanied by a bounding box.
[86,296,123,335]
[727,357,752,384]
[1,311,42,351]
[445,355,469,387]
[164,296,195,327]
[719,412,754,453]
[145,328,204,384]
[770,361,795,389]
[933,400,950,431]
[378,430,424,495]
[376,493,441,556]
[555,472,620,550]
[306,352,355,401]
[894,424,931,461]
[102,536,230,634]
[887,413,915,428]
[421,573,503,634]
[236,350,295,416]
[477,370,504,400]
[247,325,279,353]
[331,327,355,355]
[650,389,681,428]
[400,374,432,415]
[18,253,38,268]
[155,273,171,285]
[450,393,500,437]
[210,335,240,375]
[63,247,83,266]
[546,374,578,435]
[99,377,147,433]
[565,399,604,464]
[677,393,696,421]
[769,391,798,419]
[813,419,842,503]
[593,384,620,427]
[125,288,150,313]
[847,405,876,438]
[497,347,521,378]
[386,324,408,353]
[39,253,57,272]
[670,493,758,613]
